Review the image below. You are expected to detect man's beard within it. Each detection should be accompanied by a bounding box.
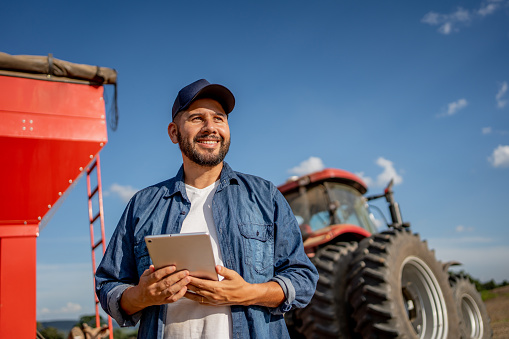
[177,128,230,167]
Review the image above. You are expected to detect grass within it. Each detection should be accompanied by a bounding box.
[481,290,498,301]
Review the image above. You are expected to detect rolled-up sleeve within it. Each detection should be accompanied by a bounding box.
[269,275,296,314]
[105,284,143,326]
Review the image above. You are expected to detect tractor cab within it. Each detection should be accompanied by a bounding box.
[278,168,376,252]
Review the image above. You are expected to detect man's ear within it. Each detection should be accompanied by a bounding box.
[168,122,179,144]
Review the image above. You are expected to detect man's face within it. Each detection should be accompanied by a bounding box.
[169,98,231,167]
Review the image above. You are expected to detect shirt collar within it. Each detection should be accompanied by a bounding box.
[217,162,239,191]
[164,161,238,198]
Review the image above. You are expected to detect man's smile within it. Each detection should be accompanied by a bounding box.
[195,136,222,148]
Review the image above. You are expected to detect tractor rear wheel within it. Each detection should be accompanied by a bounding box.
[347,229,460,339]
[449,274,492,339]
[290,242,359,338]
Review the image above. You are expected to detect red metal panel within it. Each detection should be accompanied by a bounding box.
[0,75,107,226]
[0,232,37,339]
[0,224,39,237]
[0,137,103,225]
[278,168,368,195]
[303,224,372,254]
[1,110,107,141]
[0,76,106,120]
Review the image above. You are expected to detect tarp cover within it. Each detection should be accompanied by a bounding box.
[0,52,117,84]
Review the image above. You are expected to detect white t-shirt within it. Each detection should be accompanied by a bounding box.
[164,181,232,339]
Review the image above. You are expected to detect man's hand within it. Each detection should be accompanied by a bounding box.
[120,265,190,315]
[185,266,285,308]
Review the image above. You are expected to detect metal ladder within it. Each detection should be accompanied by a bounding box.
[86,154,114,339]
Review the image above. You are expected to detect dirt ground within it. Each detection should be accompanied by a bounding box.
[485,285,509,339]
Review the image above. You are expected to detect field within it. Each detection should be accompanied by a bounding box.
[485,285,509,339]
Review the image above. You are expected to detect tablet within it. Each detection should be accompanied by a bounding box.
[144,232,218,281]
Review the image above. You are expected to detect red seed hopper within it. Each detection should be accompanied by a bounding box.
[0,52,117,338]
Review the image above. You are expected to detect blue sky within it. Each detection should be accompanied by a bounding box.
[2,0,508,321]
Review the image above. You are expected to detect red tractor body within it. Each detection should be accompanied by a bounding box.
[278,168,375,256]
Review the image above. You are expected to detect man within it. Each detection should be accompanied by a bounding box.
[95,79,318,338]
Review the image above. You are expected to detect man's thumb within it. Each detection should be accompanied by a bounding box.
[142,265,155,276]
[216,265,235,279]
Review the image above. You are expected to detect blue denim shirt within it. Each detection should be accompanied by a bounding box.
[95,162,318,339]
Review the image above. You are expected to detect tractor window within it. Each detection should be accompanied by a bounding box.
[325,182,377,233]
[309,211,330,230]
[284,185,330,231]
[283,182,376,234]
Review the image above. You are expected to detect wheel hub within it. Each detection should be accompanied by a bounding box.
[460,293,484,338]
[401,256,448,339]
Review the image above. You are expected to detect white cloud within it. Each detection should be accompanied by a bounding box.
[39,302,82,315]
[356,157,403,188]
[439,22,453,35]
[455,225,474,233]
[482,126,509,135]
[453,7,472,22]
[496,81,508,108]
[107,183,138,203]
[37,263,94,321]
[478,0,505,16]
[422,1,507,34]
[421,12,440,25]
[445,98,468,116]
[422,7,471,35]
[376,157,403,186]
[489,145,509,168]
[288,156,325,176]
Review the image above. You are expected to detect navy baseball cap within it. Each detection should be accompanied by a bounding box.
[172,79,235,120]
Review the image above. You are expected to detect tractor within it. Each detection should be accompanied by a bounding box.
[279,168,492,339]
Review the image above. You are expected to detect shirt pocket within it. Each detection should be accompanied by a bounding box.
[238,222,274,274]
[134,240,152,277]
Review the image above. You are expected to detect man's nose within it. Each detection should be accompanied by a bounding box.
[201,118,217,133]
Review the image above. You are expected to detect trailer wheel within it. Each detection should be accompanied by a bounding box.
[347,229,460,338]
[449,275,492,339]
[289,242,359,338]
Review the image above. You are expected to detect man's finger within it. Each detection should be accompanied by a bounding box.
[166,286,188,303]
[186,284,197,294]
[188,276,216,292]
[160,270,189,287]
[172,274,191,289]
[159,273,190,297]
[140,267,152,278]
[151,265,177,281]
[184,291,206,303]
